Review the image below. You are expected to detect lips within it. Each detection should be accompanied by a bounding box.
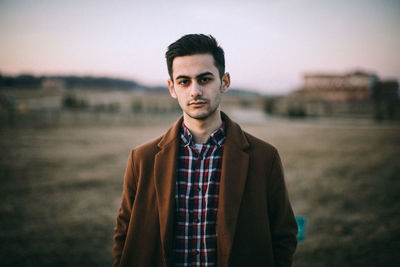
[189,100,207,107]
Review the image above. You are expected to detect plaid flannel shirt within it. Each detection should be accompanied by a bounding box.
[173,122,226,266]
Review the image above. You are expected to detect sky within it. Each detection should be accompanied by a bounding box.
[1,0,399,94]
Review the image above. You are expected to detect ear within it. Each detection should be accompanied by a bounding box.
[220,72,230,93]
[168,79,177,98]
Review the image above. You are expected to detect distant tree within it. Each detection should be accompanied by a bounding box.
[62,75,139,90]
[107,103,120,113]
[131,101,143,113]
[62,94,89,109]
[0,94,16,126]
[263,97,276,114]
[287,104,307,118]
[0,74,42,89]
[93,103,107,112]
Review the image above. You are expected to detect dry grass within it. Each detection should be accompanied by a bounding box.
[244,120,400,266]
[0,113,399,266]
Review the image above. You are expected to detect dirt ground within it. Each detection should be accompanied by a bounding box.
[0,112,399,266]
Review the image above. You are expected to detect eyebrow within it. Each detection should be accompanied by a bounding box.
[175,71,215,81]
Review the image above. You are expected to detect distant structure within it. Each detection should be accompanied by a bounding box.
[372,80,399,102]
[292,71,398,103]
[270,70,399,119]
[41,78,65,91]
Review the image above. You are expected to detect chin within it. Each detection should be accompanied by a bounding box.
[186,108,218,121]
[190,114,210,120]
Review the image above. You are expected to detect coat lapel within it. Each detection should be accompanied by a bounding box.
[154,117,182,266]
[217,113,250,266]
[153,113,250,266]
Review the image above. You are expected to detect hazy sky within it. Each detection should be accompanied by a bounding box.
[1,0,399,94]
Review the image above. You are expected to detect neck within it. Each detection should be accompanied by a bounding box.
[183,109,222,144]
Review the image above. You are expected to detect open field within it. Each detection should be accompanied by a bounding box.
[0,112,399,266]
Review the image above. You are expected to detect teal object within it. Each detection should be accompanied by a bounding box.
[295,216,307,242]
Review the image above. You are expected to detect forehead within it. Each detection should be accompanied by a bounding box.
[172,54,218,79]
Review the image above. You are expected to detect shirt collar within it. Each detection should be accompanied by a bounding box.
[180,122,226,147]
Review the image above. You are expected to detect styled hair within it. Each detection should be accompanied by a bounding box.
[165,34,225,80]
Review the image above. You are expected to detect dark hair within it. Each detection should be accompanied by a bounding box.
[165,34,225,80]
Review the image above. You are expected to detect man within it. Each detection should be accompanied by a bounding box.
[113,34,297,267]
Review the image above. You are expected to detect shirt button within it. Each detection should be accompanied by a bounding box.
[196,186,201,192]
[195,250,200,255]
[194,217,200,223]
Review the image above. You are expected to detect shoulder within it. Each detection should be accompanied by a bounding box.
[130,135,163,160]
[222,112,279,158]
[244,131,278,155]
[241,130,280,166]
[130,117,182,159]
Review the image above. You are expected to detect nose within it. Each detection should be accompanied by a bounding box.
[190,81,203,98]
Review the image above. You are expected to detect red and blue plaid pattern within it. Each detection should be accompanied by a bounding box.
[173,122,226,266]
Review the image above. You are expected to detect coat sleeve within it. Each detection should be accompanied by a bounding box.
[268,148,298,267]
[113,150,137,267]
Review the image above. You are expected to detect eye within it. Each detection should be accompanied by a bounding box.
[178,79,190,86]
[199,77,211,84]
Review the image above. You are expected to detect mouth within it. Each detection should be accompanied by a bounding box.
[189,100,208,107]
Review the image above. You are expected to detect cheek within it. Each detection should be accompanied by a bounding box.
[210,88,222,100]
[175,92,188,105]
[214,92,221,104]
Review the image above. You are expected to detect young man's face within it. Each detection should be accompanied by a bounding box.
[168,53,230,121]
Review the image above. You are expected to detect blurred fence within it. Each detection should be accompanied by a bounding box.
[0,109,181,129]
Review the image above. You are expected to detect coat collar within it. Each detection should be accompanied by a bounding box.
[154,112,250,266]
[156,112,249,149]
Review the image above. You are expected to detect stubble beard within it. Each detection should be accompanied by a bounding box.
[186,102,219,121]
[178,83,224,121]
[186,85,222,121]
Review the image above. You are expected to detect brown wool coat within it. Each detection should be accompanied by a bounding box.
[113,112,297,267]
